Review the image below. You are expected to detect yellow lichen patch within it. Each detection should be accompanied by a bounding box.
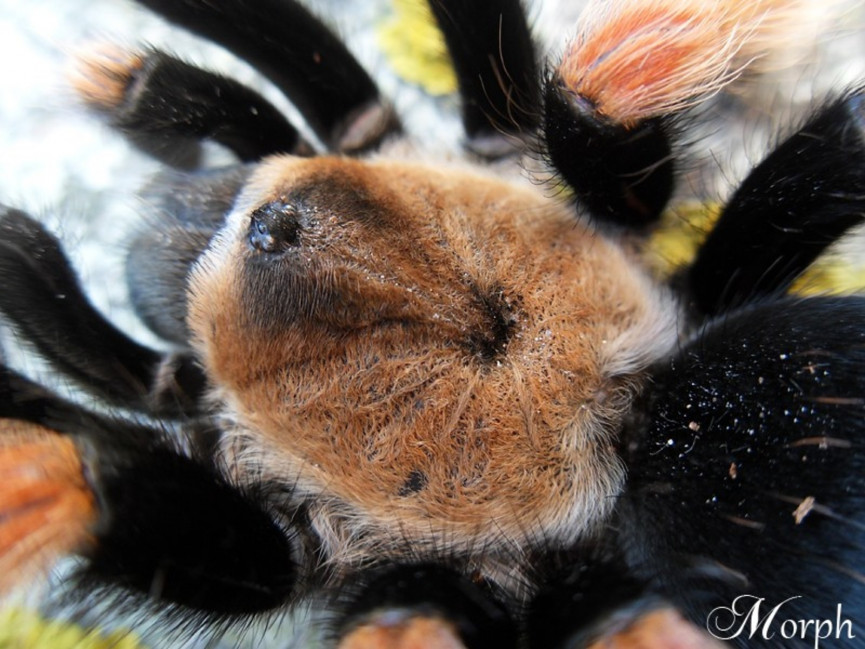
[644,201,721,278]
[0,607,145,649]
[377,0,457,96]
[645,201,865,296]
[791,253,865,296]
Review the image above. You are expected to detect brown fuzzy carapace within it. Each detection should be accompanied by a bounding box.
[188,155,677,571]
[558,0,827,126]
[0,420,96,592]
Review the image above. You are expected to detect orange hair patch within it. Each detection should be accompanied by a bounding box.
[71,44,145,112]
[559,0,827,126]
[338,616,465,649]
[586,606,725,649]
[0,420,97,592]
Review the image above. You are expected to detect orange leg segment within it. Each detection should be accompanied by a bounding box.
[0,420,97,592]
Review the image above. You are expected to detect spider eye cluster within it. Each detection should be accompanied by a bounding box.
[248,200,302,253]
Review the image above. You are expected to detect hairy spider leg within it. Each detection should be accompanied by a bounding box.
[132,0,400,153]
[0,368,301,616]
[542,79,674,227]
[75,47,313,164]
[0,208,206,416]
[542,0,833,228]
[527,551,725,648]
[687,89,865,315]
[335,564,517,649]
[425,0,540,158]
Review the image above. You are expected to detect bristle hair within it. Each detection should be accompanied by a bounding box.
[559,0,836,125]
[70,44,143,111]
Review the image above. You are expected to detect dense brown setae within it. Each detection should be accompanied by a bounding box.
[188,155,678,571]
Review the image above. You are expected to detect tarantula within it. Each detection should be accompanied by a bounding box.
[0,0,864,647]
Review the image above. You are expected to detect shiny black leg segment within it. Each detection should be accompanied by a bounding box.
[0,207,206,415]
[92,49,309,163]
[427,0,539,157]
[81,445,299,616]
[336,564,517,649]
[688,90,865,315]
[0,361,298,616]
[542,78,674,227]
[134,0,399,152]
[619,297,865,647]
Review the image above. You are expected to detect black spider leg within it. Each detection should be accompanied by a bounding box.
[78,47,312,165]
[0,365,300,617]
[619,297,865,648]
[333,564,517,649]
[133,0,400,153]
[687,89,865,316]
[0,362,100,431]
[426,0,539,158]
[541,78,674,228]
[526,550,714,648]
[527,553,643,649]
[0,207,206,416]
